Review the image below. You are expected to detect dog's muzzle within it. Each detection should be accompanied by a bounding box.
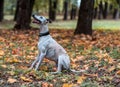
[32,14,41,24]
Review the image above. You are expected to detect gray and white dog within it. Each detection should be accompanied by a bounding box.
[30,14,84,74]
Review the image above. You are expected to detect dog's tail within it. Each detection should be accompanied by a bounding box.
[70,69,86,73]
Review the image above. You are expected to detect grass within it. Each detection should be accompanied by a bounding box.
[0,15,120,30]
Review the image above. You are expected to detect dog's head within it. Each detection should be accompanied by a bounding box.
[32,14,52,25]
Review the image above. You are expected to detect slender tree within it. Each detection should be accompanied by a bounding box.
[74,0,94,35]
[63,0,68,20]
[113,0,120,19]
[49,0,57,21]
[14,0,19,21]
[0,0,4,22]
[70,4,77,20]
[14,0,35,29]
[103,2,108,19]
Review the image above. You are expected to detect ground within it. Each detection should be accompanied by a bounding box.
[0,28,120,87]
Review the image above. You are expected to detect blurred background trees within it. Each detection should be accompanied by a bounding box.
[0,0,4,22]
[0,0,120,34]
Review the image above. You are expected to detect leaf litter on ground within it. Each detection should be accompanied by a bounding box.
[0,29,120,87]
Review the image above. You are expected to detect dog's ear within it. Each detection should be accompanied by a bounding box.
[46,19,52,23]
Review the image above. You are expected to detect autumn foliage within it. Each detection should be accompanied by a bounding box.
[0,29,120,87]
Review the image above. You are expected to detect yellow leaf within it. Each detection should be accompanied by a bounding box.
[77,75,86,84]
[20,76,32,82]
[62,83,73,87]
[7,78,17,83]
[5,58,21,63]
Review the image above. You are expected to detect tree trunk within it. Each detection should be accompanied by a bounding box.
[74,0,94,35]
[49,0,52,19]
[113,8,119,19]
[14,0,19,21]
[103,2,108,19]
[93,7,98,19]
[14,0,34,29]
[98,1,103,19]
[63,0,68,20]
[49,0,57,21]
[0,0,4,22]
[70,5,77,20]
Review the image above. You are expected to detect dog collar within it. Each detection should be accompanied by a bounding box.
[39,32,50,37]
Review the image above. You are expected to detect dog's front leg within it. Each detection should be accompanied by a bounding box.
[35,53,45,71]
[29,54,40,70]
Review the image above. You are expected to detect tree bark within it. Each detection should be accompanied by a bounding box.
[74,0,94,35]
[14,0,35,29]
[63,0,68,20]
[0,0,4,22]
[49,0,57,21]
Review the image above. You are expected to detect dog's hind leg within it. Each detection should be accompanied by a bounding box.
[51,54,70,74]
[50,56,63,74]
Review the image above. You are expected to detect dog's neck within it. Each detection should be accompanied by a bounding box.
[40,24,49,33]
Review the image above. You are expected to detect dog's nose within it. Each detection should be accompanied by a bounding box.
[32,14,35,17]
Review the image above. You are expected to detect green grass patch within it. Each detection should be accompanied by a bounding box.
[0,15,120,30]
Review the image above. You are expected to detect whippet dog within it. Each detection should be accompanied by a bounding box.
[30,15,84,74]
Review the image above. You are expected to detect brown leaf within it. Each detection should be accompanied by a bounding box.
[42,82,49,87]
[116,70,120,76]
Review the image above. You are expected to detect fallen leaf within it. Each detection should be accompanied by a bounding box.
[40,65,48,71]
[49,83,53,87]
[20,76,32,82]
[62,83,73,87]
[1,64,7,68]
[77,75,86,84]
[108,66,115,72]
[5,58,21,63]
[0,37,5,41]
[116,70,120,76]
[0,50,4,56]
[42,82,49,87]
[7,78,17,83]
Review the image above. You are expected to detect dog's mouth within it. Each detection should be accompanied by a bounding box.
[32,15,41,24]
[32,19,41,24]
